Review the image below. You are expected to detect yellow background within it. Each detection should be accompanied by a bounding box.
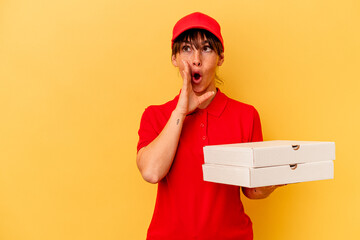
[1,0,359,239]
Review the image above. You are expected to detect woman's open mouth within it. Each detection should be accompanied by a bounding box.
[192,72,202,83]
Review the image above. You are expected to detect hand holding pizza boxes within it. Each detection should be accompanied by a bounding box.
[202,141,335,187]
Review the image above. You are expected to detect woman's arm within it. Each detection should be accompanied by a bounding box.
[137,61,215,184]
[242,185,286,199]
[137,109,185,184]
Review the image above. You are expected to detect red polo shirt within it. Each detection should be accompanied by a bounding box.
[137,89,263,240]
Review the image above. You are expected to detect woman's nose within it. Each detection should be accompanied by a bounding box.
[192,51,201,67]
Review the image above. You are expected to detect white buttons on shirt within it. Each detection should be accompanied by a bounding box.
[200,123,205,128]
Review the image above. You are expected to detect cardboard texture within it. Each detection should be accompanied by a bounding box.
[202,140,335,187]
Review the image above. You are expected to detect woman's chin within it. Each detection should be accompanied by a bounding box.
[193,83,216,93]
[192,86,209,96]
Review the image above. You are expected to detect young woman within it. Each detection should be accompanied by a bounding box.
[137,12,282,240]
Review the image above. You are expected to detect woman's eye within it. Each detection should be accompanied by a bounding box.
[182,46,191,52]
[203,46,213,52]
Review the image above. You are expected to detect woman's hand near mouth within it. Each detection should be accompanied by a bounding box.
[137,61,214,184]
[174,60,215,117]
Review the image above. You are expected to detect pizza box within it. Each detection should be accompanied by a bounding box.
[203,140,335,167]
[202,140,335,187]
[202,161,334,188]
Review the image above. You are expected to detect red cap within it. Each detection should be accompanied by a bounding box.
[171,12,224,50]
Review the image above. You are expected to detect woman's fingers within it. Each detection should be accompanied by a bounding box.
[197,91,215,106]
[182,60,190,78]
[181,60,191,90]
[175,60,191,115]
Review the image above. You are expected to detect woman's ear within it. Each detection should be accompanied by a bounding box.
[171,54,178,67]
[217,53,224,66]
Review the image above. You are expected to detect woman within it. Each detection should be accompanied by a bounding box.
[137,12,282,240]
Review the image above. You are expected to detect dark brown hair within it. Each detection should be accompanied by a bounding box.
[172,29,224,56]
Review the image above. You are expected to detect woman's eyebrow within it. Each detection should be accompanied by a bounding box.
[181,39,209,49]
[199,40,211,46]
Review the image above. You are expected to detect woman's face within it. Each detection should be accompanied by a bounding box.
[172,35,224,95]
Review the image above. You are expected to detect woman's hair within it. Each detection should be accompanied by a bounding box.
[171,29,224,56]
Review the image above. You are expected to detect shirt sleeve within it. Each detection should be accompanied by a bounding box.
[137,107,159,152]
[251,107,263,142]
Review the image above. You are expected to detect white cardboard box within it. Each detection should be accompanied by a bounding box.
[202,140,335,187]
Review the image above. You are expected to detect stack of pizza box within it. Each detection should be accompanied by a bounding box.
[202,140,335,188]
